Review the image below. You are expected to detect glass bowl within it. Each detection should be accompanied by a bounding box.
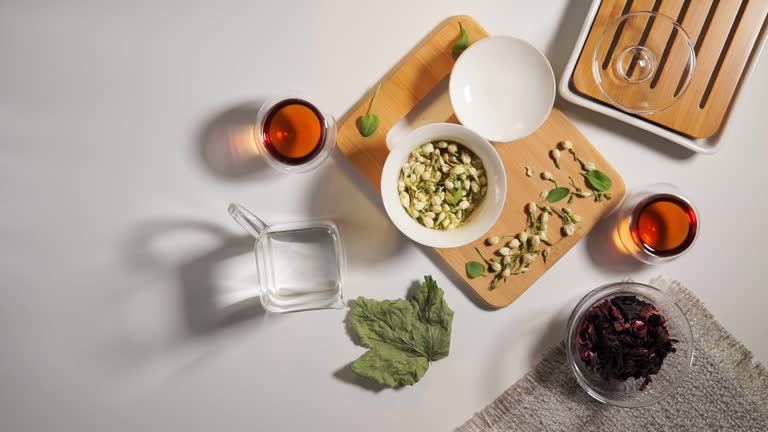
[593,12,696,114]
[566,282,694,407]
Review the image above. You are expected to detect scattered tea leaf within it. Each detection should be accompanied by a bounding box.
[465,261,485,278]
[452,22,469,56]
[357,114,380,137]
[582,170,612,191]
[546,187,570,203]
[357,82,382,137]
[451,187,464,206]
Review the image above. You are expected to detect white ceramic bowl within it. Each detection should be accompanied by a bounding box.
[449,36,556,142]
[381,123,507,248]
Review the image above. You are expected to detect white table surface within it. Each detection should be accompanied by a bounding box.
[2,1,767,431]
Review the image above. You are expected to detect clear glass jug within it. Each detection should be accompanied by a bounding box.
[228,203,345,312]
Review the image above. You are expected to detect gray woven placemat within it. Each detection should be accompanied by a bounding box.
[458,278,768,432]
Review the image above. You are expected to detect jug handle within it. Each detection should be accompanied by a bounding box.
[228,203,268,238]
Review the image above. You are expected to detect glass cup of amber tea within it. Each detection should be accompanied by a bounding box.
[616,184,700,264]
[254,96,337,173]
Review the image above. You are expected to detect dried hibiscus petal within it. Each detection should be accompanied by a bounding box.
[576,295,678,390]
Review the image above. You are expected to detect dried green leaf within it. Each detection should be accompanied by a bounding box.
[582,170,612,192]
[452,22,469,56]
[547,187,570,203]
[465,261,486,278]
[409,275,453,361]
[351,344,429,387]
[348,276,454,388]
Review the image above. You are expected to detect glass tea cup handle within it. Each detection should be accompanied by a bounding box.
[228,203,268,238]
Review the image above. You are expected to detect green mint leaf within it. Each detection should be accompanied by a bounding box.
[357,83,382,137]
[452,188,463,206]
[347,276,454,387]
[583,170,612,192]
[466,261,485,278]
[357,114,380,137]
[452,22,469,56]
[547,187,570,203]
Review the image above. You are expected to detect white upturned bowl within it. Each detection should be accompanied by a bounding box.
[381,123,507,248]
[450,36,555,142]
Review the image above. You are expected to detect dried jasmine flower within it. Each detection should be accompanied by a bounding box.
[527,202,538,214]
[518,231,529,244]
[550,149,561,169]
[469,138,615,291]
[399,141,486,230]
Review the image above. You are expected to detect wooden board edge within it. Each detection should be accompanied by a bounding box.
[337,15,487,128]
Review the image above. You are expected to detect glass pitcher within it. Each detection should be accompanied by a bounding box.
[228,203,345,313]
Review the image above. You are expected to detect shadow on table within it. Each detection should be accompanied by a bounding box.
[544,0,697,161]
[124,220,267,338]
[307,152,408,268]
[527,302,573,368]
[585,208,647,275]
[482,300,575,396]
[196,100,273,180]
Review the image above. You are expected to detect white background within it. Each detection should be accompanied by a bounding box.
[2,1,767,431]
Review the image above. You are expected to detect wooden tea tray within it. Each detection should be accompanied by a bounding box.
[337,16,626,308]
[572,0,768,138]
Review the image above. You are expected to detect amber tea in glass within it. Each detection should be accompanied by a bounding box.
[617,184,699,264]
[262,99,326,164]
[255,95,336,174]
[631,194,698,257]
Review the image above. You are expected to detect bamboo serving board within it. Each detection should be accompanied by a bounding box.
[337,16,625,308]
[573,0,768,138]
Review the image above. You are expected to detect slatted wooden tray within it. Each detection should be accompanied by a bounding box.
[573,0,768,138]
[337,16,625,308]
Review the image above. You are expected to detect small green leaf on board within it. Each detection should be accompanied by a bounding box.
[357,82,382,137]
[583,170,612,191]
[546,187,570,203]
[465,261,486,278]
[452,22,469,56]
